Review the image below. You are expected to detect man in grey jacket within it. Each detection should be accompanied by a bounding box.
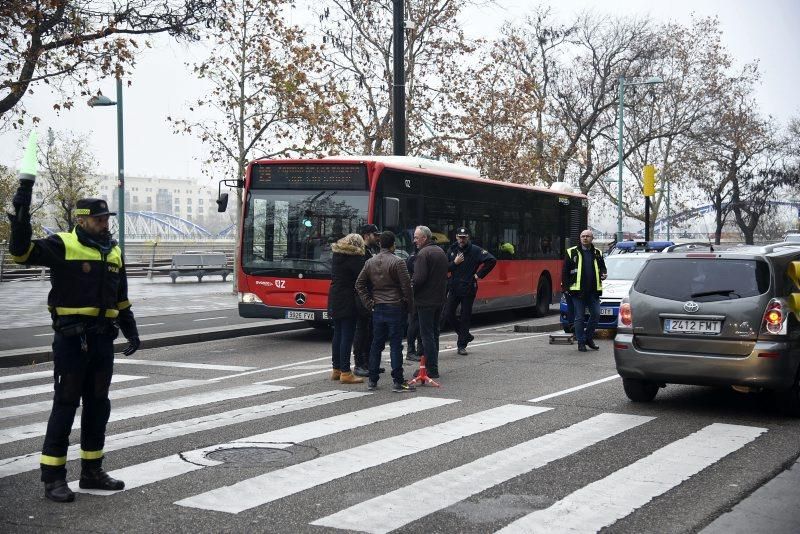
[356,231,415,392]
[411,226,449,378]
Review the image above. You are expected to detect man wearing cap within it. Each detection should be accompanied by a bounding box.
[444,227,497,355]
[352,224,381,377]
[7,196,140,503]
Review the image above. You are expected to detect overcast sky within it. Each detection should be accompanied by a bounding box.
[1,0,798,182]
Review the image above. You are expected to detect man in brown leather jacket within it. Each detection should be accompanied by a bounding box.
[355,231,415,392]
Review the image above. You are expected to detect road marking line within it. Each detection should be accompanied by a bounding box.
[72,396,458,494]
[137,323,165,327]
[257,369,331,383]
[0,379,207,420]
[176,404,551,514]
[193,316,227,322]
[0,371,53,384]
[0,390,364,479]
[280,364,330,371]
[117,359,256,371]
[528,375,620,403]
[0,383,289,446]
[496,423,767,534]
[33,332,54,337]
[0,374,146,401]
[213,356,330,381]
[311,413,653,533]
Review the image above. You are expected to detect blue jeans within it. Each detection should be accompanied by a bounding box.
[369,304,405,384]
[570,291,601,344]
[416,306,441,372]
[332,317,357,372]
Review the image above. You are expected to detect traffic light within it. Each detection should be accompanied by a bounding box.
[789,260,800,319]
[643,165,656,197]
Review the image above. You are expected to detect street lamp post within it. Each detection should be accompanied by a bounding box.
[616,75,664,242]
[88,77,125,253]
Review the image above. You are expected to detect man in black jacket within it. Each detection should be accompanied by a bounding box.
[561,229,607,352]
[411,225,449,377]
[443,227,496,355]
[8,192,139,503]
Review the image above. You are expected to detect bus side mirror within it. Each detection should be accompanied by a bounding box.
[216,193,229,213]
[384,197,400,228]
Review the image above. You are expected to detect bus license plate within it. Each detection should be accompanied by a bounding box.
[286,310,314,320]
[600,308,613,316]
[664,319,721,334]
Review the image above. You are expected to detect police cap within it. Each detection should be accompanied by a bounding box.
[455,227,471,237]
[74,198,116,217]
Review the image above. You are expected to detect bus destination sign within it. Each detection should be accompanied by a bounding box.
[251,164,368,190]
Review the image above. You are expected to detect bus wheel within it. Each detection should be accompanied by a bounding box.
[533,277,551,317]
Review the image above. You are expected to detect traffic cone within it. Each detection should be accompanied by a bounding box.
[407,355,440,387]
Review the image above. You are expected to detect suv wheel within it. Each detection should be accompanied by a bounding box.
[622,377,659,402]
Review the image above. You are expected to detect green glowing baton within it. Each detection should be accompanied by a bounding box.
[16,130,38,221]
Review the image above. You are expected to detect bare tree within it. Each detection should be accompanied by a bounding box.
[0,0,216,129]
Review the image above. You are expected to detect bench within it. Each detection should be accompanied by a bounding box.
[149,252,232,283]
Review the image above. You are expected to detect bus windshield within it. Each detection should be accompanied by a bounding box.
[242,189,368,277]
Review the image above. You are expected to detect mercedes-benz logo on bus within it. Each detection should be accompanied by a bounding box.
[683,301,700,313]
[295,293,307,306]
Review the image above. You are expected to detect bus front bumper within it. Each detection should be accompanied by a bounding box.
[239,302,329,322]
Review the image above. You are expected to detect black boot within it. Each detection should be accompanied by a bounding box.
[44,479,75,503]
[79,467,124,490]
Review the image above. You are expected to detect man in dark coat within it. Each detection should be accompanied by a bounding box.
[328,233,366,384]
[411,225,449,377]
[443,227,497,355]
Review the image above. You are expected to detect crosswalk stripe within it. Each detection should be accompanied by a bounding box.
[0,374,146,400]
[496,422,767,534]
[311,412,654,533]
[0,390,365,479]
[0,383,289,446]
[0,371,53,384]
[116,359,256,371]
[72,396,459,495]
[176,404,551,514]
[0,379,207,420]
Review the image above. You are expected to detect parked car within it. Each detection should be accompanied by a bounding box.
[560,252,655,334]
[784,232,800,243]
[614,243,800,414]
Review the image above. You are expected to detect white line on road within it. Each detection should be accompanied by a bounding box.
[0,379,207,420]
[193,316,227,322]
[528,375,620,403]
[311,413,653,533]
[0,383,289,446]
[213,356,331,381]
[176,404,551,514]
[137,323,165,327]
[72,396,459,495]
[33,332,54,337]
[0,390,364,480]
[0,371,52,384]
[0,374,146,401]
[116,359,256,372]
[497,423,767,534]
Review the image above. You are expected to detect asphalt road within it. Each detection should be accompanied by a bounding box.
[1,315,799,533]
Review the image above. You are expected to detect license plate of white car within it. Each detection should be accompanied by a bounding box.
[664,319,721,334]
[600,308,613,316]
[286,310,314,320]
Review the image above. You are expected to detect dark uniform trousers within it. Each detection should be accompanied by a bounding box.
[41,329,115,482]
[443,290,476,350]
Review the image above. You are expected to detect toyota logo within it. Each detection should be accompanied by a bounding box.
[295,293,307,306]
[683,301,700,313]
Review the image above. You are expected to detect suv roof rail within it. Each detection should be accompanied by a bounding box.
[762,241,800,253]
[662,242,715,253]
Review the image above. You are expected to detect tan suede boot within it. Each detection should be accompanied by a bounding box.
[331,369,341,380]
[339,371,364,384]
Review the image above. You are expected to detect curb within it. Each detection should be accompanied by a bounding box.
[0,320,311,368]
[513,321,562,333]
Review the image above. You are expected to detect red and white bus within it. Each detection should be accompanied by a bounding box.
[231,156,588,324]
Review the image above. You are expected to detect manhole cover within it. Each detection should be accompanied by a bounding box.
[206,447,293,466]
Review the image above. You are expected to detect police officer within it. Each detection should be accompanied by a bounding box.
[443,227,496,355]
[7,192,140,503]
[562,229,607,352]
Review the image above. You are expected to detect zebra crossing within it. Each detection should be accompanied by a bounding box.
[0,357,770,532]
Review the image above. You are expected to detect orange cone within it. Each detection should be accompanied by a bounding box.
[407,355,440,387]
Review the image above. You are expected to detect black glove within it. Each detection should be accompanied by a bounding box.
[12,181,33,212]
[122,336,140,356]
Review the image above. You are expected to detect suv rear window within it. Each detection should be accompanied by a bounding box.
[634,258,770,302]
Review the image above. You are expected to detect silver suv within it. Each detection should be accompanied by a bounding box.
[614,242,800,413]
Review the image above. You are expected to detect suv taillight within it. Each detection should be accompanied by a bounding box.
[761,298,788,335]
[618,297,632,327]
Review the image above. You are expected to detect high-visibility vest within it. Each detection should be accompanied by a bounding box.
[566,246,603,292]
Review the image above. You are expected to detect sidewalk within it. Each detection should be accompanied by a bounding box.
[0,276,237,329]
